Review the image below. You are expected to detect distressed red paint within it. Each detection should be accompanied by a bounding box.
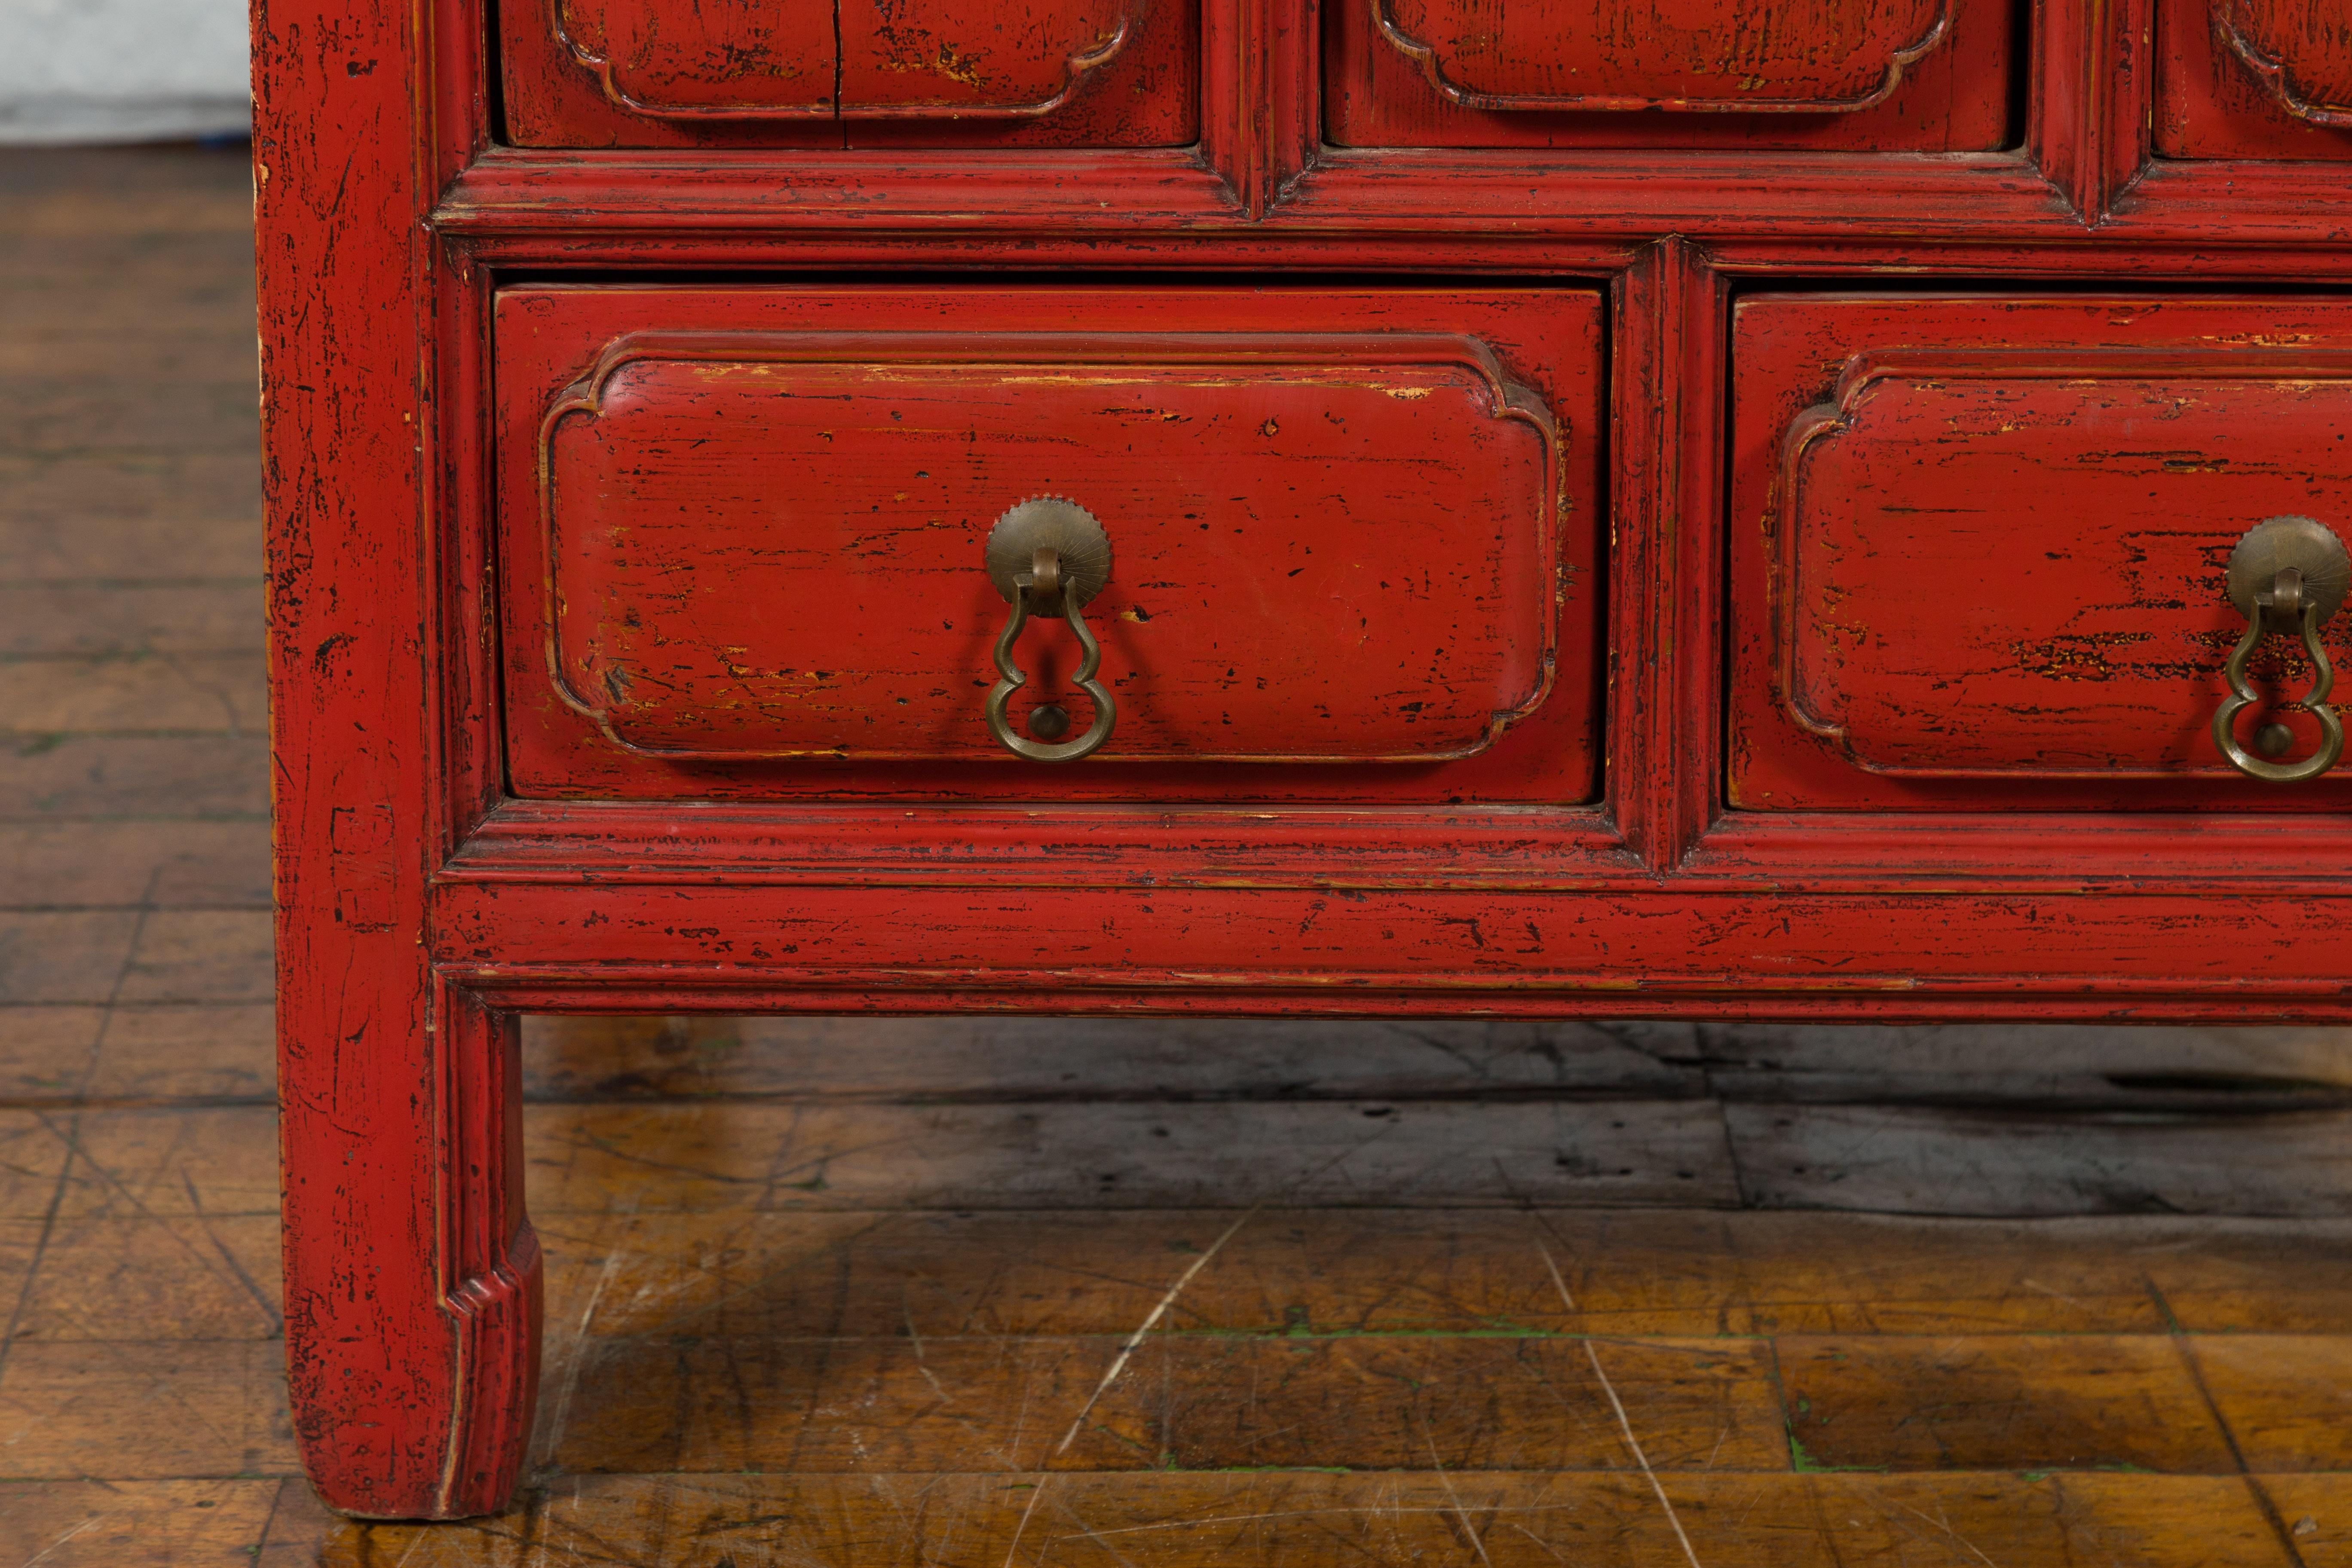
[498,284,1605,797]
[1730,295,2352,811]
[502,0,1201,147]
[1326,0,2015,150]
[257,0,2352,1525]
[2159,0,2352,157]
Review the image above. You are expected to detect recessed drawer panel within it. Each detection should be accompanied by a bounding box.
[497,287,1605,803]
[502,0,1197,147]
[1326,0,2013,151]
[2158,0,2352,159]
[1732,296,2352,811]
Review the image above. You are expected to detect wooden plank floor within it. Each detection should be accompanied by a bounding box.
[3,144,2352,1565]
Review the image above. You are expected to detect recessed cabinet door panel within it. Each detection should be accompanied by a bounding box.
[1731,297,2352,812]
[1326,0,2013,150]
[1376,0,1951,113]
[2159,0,2352,158]
[496,287,1606,805]
[545,0,838,117]
[502,0,1197,147]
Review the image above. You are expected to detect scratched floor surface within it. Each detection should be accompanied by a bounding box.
[4,145,2352,1565]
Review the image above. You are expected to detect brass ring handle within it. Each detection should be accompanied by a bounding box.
[983,499,1116,763]
[2213,515,2349,784]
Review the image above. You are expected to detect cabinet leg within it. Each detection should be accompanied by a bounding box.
[279,976,541,1518]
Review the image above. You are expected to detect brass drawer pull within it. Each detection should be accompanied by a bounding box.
[2214,515,2349,784]
[983,499,1116,763]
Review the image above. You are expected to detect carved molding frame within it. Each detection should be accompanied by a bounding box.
[1369,0,1957,115]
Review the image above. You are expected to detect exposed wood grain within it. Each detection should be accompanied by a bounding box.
[1725,1103,2352,1216]
[0,1118,73,1222]
[0,585,264,658]
[43,1106,282,1220]
[2141,1222,2352,1332]
[2258,1476,2352,1565]
[2187,1334,2352,1471]
[0,279,255,340]
[546,1330,1788,1475]
[0,386,272,458]
[281,1472,2300,1567]
[0,337,264,391]
[0,913,141,1004]
[0,229,257,284]
[0,1479,300,1568]
[116,911,273,1004]
[0,481,258,582]
[523,1015,1704,1101]
[4,1213,281,1341]
[1777,1333,2236,1472]
[0,736,271,820]
[532,1208,2352,1348]
[1695,1022,2352,1104]
[0,1341,297,1479]
[0,654,266,735]
[0,821,273,908]
[0,147,255,238]
[53,1003,276,1104]
[0,1010,104,1101]
[516,1207,1757,1348]
[522,1098,1742,1212]
[530,1014,2352,1113]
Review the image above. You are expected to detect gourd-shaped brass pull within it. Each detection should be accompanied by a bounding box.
[983,499,1116,763]
[2214,515,2349,784]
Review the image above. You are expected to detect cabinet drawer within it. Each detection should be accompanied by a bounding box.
[1731,296,2352,811]
[501,0,1197,147]
[1326,0,2013,151]
[496,286,1604,803]
[2158,0,2352,159]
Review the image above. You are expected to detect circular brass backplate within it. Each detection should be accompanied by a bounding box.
[986,499,1111,610]
[2227,515,2351,628]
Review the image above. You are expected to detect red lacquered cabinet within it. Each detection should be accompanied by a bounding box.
[254,0,2352,1522]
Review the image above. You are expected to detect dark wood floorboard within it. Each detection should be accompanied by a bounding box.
[1,143,2349,1565]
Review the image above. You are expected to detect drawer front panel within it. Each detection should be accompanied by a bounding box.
[502,0,1197,147]
[498,288,1605,803]
[2159,0,2352,158]
[1731,296,2352,811]
[1326,0,2012,150]
[543,336,1555,761]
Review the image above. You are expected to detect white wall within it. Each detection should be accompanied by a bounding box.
[1,0,249,143]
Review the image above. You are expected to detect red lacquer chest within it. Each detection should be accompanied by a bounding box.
[254,0,2352,1517]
